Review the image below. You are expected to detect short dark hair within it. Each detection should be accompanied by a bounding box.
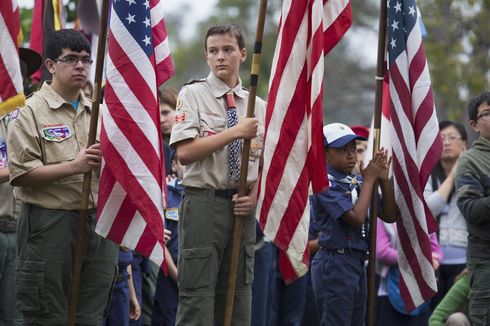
[468,92,490,121]
[158,88,178,109]
[44,29,91,61]
[439,120,468,142]
[204,22,245,51]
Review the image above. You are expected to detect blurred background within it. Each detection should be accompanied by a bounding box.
[18,0,490,130]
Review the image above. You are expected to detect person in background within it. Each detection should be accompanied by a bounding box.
[106,247,140,325]
[456,91,490,326]
[424,121,468,308]
[151,151,183,326]
[375,219,443,325]
[429,268,470,326]
[350,125,370,175]
[159,88,178,175]
[0,46,42,326]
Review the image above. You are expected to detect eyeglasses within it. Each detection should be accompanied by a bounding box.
[475,110,490,121]
[440,134,462,142]
[54,55,93,66]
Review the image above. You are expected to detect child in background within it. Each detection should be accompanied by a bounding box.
[311,123,399,326]
[151,151,184,325]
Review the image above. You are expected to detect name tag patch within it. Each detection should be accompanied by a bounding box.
[42,124,72,142]
[165,208,179,221]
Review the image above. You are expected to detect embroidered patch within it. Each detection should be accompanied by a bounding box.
[8,109,19,121]
[165,208,179,221]
[0,138,7,168]
[41,124,72,142]
[174,113,186,124]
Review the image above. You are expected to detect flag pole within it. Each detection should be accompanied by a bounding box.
[223,0,267,325]
[67,0,111,324]
[366,0,388,324]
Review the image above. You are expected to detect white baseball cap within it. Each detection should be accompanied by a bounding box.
[323,123,367,148]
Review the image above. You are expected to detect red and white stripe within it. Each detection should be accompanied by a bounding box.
[256,0,351,281]
[0,0,23,115]
[388,8,442,311]
[96,0,173,266]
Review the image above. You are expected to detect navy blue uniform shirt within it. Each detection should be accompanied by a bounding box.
[165,178,183,263]
[312,166,368,252]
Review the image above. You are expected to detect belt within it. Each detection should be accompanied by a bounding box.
[321,247,368,260]
[185,187,238,199]
[0,220,17,233]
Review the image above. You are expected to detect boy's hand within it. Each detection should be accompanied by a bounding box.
[232,194,253,217]
[234,117,258,140]
[361,150,386,182]
[72,143,102,174]
[164,229,172,242]
[378,149,392,182]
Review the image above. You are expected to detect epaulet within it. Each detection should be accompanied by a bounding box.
[184,78,206,86]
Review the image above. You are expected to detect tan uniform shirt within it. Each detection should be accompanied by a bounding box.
[0,114,16,220]
[7,82,98,210]
[169,73,265,189]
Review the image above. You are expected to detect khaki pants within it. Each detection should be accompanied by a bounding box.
[176,188,255,326]
[16,204,117,325]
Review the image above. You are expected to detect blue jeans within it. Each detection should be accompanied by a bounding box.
[311,249,367,326]
[251,241,274,326]
[268,248,307,326]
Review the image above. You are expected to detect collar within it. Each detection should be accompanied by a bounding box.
[40,81,91,111]
[206,72,247,99]
[327,165,354,180]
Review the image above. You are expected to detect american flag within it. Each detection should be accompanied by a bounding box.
[96,0,174,267]
[0,0,23,115]
[256,0,351,281]
[387,0,442,311]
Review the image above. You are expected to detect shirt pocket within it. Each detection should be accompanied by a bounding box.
[200,115,226,137]
[41,134,78,164]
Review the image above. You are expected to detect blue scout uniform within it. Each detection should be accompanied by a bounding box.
[151,178,183,325]
[106,249,134,326]
[311,166,368,326]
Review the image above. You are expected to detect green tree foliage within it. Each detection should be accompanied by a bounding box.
[419,0,490,121]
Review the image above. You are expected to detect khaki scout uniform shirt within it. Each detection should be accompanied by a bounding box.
[8,82,98,210]
[169,73,266,189]
[0,114,16,220]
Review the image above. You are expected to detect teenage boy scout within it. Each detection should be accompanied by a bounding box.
[169,22,265,325]
[7,29,117,325]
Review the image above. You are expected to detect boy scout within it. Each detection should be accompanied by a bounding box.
[7,29,117,324]
[169,22,265,325]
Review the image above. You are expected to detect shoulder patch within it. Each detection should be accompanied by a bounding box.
[184,78,206,86]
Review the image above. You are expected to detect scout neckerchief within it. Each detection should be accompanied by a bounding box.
[328,173,367,239]
[225,91,241,184]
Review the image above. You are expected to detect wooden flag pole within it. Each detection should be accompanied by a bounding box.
[67,0,111,324]
[223,0,267,324]
[366,0,388,324]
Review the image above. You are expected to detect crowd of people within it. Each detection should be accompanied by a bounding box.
[0,21,489,326]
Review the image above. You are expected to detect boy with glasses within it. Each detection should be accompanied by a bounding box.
[456,92,490,326]
[7,29,117,324]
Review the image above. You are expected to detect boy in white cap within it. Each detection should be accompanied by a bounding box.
[310,123,399,326]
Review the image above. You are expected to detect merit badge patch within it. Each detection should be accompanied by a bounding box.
[8,109,19,121]
[174,113,186,124]
[41,124,72,142]
[165,208,179,221]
